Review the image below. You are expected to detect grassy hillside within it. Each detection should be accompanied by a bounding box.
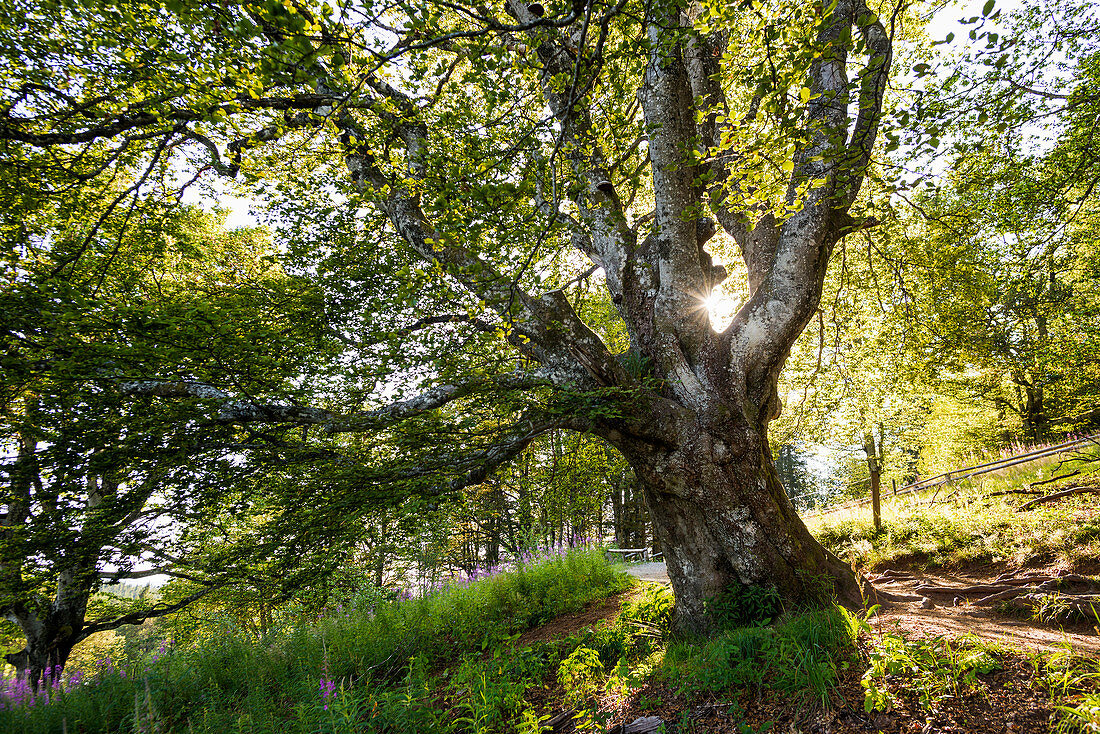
[809,448,1100,572]
[1,549,630,733]
[4,451,1100,733]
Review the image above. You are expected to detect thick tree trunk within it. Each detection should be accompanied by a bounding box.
[621,416,859,633]
[6,636,75,690]
[4,600,85,690]
[329,0,893,635]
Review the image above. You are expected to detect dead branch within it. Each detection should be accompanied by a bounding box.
[1031,470,1082,488]
[986,489,1043,498]
[1016,485,1100,512]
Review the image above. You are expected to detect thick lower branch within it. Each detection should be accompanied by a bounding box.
[118,371,555,431]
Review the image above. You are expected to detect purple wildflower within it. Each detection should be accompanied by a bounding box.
[319,677,336,710]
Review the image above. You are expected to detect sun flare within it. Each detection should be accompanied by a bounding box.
[702,292,734,331]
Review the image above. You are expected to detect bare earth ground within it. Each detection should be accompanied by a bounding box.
[625,561,1100,655]
[519,562,1100,733]
[623,562,673,585]
[872,567,1100,657]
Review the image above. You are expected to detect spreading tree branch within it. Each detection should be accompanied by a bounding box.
[78,586,219,640]
[118,371,557,432]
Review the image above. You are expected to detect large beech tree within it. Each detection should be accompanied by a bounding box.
[2,0,895,632]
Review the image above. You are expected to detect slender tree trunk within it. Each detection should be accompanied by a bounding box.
[486,484,503,567]
[863,430,882,532]
[372,515,389,588]
[1024,384,1049,442]
[628,483,647,550]
[611,485,625,547]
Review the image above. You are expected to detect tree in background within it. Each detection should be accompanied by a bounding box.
[0,205,339,683]
[883,36,1100,442]
[773,221,931,496]
[882,3,1100,441]
[772,2,1100,491]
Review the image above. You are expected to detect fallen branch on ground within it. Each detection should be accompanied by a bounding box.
[986,489,1043,497]
[1017,485,1100,511]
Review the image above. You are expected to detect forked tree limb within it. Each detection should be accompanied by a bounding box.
[77,586,219,642]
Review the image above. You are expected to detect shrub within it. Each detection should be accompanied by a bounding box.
[558,646,604,707]
[705,583,782,629]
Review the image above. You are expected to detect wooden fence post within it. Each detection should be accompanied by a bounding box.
[864,430,882,532]
[871,465,881,532]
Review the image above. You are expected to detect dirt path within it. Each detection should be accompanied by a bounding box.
[624,561,1100,655]
[872,568,1100,655]
[622,562,670,584]
[514,590,632,648]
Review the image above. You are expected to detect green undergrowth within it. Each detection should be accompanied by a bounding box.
[861,630,1004,714]
[809,449,1100,570]
[663,604,860,709]
[859,627,1100,734]
[1042,646,1100,733]
[0,548,630,733]
[5,569,877,734]
[11,535,1099,733]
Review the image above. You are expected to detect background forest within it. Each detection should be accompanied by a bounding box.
[3,0,1100,730]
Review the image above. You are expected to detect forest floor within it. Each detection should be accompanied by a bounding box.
[625,560,1100,656]
[526,560,1100,734]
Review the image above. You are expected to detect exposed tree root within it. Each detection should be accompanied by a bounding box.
[907,571,1100,607]
[916,583,1015,595]
[973,586,1052,605]
[859,576,923,607]
[1005,593,1100,619]
[868,569,915,584]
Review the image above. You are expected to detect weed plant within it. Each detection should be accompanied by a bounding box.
[1040,646,1100,733]
[861,633,1002,713]
[0,547,629,733]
